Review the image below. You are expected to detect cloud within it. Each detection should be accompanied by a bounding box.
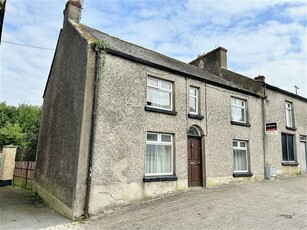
[0,0,65,105]
[1,0,306,106]
[84,0,305,97]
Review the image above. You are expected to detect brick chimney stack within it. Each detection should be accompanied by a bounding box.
[190,47,227,76]
[63,0,83,23]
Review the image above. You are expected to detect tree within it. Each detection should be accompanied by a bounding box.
[17,104,42,150]
[0,102,42,151]
[0,122,24,147]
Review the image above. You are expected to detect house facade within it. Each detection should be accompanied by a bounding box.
[34,1,307,219]
[264,86,307,176]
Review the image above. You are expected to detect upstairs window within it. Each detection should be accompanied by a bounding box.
[285,102,293,127]
[146,132,173,176]
[189,87,199,114]
[231,98,246,123]
[147,77,172,111]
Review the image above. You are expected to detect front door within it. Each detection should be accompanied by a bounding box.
[188,137,202,186]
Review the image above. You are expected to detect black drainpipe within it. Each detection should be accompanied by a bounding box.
[84,50,101,218]
[261,83,267,178]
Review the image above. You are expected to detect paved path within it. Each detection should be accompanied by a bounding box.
[58,175,307,230]
[0,186,70,229]
[2,176,306,230]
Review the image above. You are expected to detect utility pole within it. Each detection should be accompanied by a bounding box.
[0,0,6,45]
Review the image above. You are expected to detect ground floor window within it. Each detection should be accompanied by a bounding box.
[282,133,296,162]
[146,132,173,176]
[233,140,248,172]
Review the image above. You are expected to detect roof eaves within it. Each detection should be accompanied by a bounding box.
[106,47,260,98]
[265,84,307,102]
[79,24,261,98]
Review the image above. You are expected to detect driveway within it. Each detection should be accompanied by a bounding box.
[0,186,70,229]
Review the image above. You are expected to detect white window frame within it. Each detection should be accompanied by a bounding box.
[233,140,249,173]
[189,87,199,114]
[147,77,173,111]
[231,97,246,123]
[145,132,173,176]
[285,101,293,127]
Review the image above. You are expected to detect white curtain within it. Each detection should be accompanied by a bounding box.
[147,89,171,110]
[234,149,247,171]
[189,97,196,113]
[146,144,171,174]
[232,107,244,122]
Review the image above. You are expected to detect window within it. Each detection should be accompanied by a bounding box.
[147,77,172,110]
[187,126,200,136]
[285,102,293,127]
[146,132,173,176]
[189,87,198,114]
[282,133,296,162]
[231,98,246,123]
[233,140,248,172]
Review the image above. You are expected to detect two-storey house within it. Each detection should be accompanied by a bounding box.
[34,1,307,219]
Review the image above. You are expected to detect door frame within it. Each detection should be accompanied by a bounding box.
[187,125,205,187]
[187,135,204,187]
[300,135,307,174]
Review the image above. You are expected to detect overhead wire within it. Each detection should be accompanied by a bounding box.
[2,40,55,50]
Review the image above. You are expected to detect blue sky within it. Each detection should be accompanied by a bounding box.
[0,0,306,106]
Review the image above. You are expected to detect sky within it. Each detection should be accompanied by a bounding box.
[0,0,306,106]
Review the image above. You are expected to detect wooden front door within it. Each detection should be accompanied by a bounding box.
[188,137,202,186]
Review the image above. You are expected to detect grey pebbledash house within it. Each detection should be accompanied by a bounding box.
[34,0,307,219]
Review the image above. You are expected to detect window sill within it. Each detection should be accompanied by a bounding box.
[188,114,204,120]
[231,121,251,127]
[281,162,299,166]
[143,175,178,182]
[285,126,297,131]
[145,106,177,115]
[233,172,253,177]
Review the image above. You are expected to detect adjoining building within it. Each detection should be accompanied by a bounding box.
[34,0,307,219]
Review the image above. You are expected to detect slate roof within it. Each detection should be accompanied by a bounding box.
[79,24,261,97]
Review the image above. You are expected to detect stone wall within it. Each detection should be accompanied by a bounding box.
[0,145,17,186]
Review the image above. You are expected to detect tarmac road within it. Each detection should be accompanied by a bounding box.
[0,186,69,229]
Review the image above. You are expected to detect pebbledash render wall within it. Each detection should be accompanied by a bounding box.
[33,17,95,218]
[87,52,265,214]
[264,87,307,177]
[205,85,264,187]
[89,54,190,213]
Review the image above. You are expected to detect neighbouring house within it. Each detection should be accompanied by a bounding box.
[34,0,307,219]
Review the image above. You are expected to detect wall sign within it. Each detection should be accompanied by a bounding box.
[266,123,277,131]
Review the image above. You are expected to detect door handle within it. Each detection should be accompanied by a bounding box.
[198,162,201,165]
